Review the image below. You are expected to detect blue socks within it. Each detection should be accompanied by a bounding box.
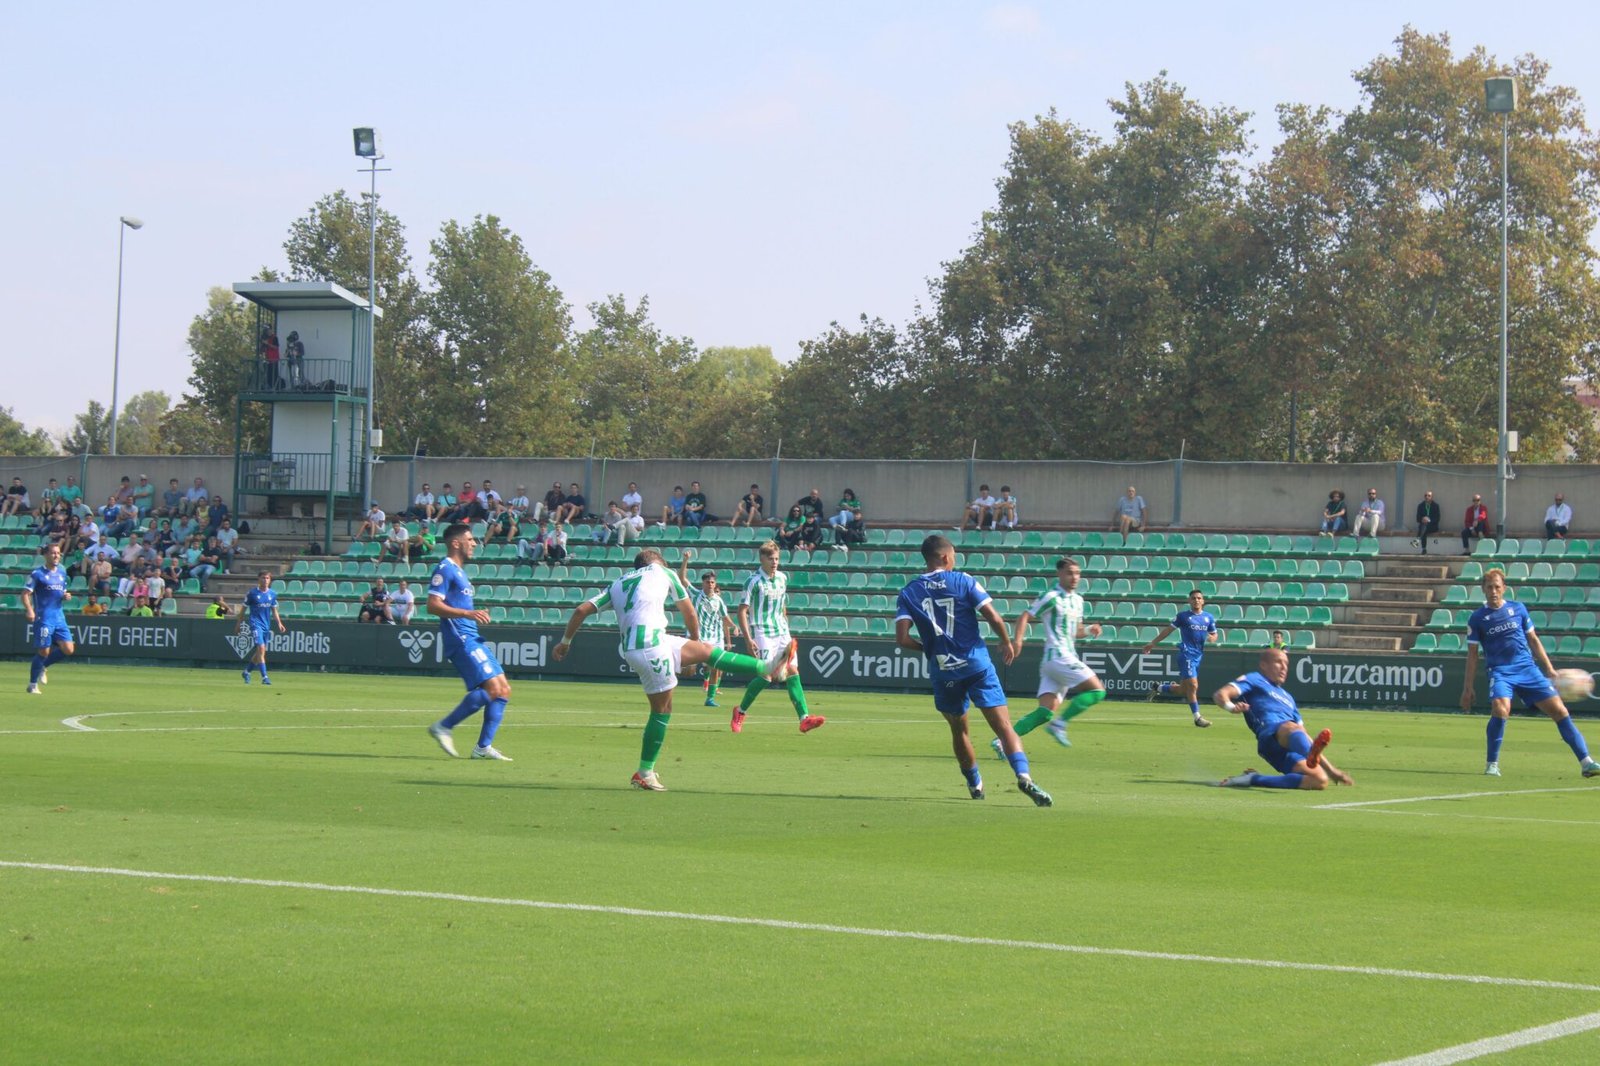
[1556,715,1589,761]
[1007,749,1031,778]
[257,662,269,679]
[1252,772,1304,789]
[442,687,491,729]
[29,647,65,683]
[1189,701,1201,718]
[1486,717,1506,762]
[478,698,508,748]
[961,765,981,790]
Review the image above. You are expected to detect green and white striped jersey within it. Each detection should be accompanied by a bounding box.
[692,589,730,646]
[1025,585,1085,661]
[588,563,690,652]
[741,568,790,641]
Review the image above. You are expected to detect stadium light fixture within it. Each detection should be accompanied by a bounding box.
[353,128,387,506]
[109,215,145,457]
[1485,77,1516,540]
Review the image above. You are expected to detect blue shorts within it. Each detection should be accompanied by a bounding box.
[1488,663,1558,708]
[250,622,272,648]
[33,617,72,651]
[1177,650,1204,680]
[932,666,1008,716]
[1255,729,1303,775]
[447,639,505,691]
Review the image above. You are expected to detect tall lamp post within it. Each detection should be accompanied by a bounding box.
[1485,76,1517,540]
[352,128,387,507]
[109,215,144,456]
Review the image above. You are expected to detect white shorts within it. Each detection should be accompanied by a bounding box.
[1038,654,1097,699]
[751,633,793,673]
[623,634,689,695]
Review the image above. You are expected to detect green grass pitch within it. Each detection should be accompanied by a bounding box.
[4,664,1600,1064]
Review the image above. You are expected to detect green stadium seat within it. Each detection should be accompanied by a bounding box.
[1341,560,1364,579]
[1442,586,1469,604]
[1473,539,1498,558]
[1549,611,1575,633]
[1573,611,1598,633]
[1561,587,1586,607]
[1556,635,1583,655]
[1059,532,1084,550]
[1122,532,1145,550]
[1565,538,1591,557]
[1584,637,1600,657]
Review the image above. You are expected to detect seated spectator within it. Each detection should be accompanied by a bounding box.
[481,480,502,509]
[183,476,209,514]
[1271,630,1289,651]
[128,595,155,618]
[516,520,550,568]
[33,477,61,517]
[1545,493,1572,540]
[555,482,587,524]
[211,517,239,571]
[32,507,66,544]
[621,482,645,527]
[540,521,569,569]
[1411,491,1441,555]
[1,476,31,517]
[682,481,709,528]
[87,556,114,596]
[1352,488,1386,539]
[433,483,457,521]
[1113,486,1146,539]
[206,496,230,535]
[204,594,233,620]
[446,480,483,522]
[192,496,211,529]
[794,487,824,524]
[994,485,1020,529]
[963,484,997,531]
[798,509,822,551]
[182,536,218,591]
[829,489,865,548]
[120,536,156,575]
[593,501,629,546]
[508,485,532,523]
[406,483,436,521]
[391,578,416,625]
[113,475,135,506]
[407,522,437,560]
[379,515,412,563]
[777,505,808,552]
[59,475,84,513]
[131,474,156,517]
[1318,490,1347,537]
[356,502,387,540]
[159,555,184,592]
[540,481,566,524]
[658,485,687,528]
[115,560,151,606]
[168,514,198,550]
[358,578,393,624]
[732,483,764,528]
[81,593,107,616]
[160,478,185,518]
[485,500,517,543]
[144,568,168,609]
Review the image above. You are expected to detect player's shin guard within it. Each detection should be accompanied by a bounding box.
[442,687,492,729]
[707,648,766,677]
[29,653,47,684]
[1013,707,1052,736]
[739,676,769,710]
[639,711,670,773]
[1252,773,1304,789]
[1556,715,1590,761]
[1486,716,1507,763]
[784,675,809,719]
[477,698,508,748]
[1058,689,1105,723]
[1285,729,1313,762]
[1006,750,1031,778]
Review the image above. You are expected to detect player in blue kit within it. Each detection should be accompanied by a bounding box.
[241,571,287,684]
[1460,567,1600,778]
[895,534,1052,806]
[1142,589,1218,727]
[22,543,75,694]
[424,523,515,761]
[1214,647,1351,790]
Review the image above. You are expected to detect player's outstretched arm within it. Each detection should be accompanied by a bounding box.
[894,618,922,653]
[1459,643,1478,711]
[1141,625,1176,653]
[553,600,598,661]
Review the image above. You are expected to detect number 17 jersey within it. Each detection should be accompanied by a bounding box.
[896,569,993,680]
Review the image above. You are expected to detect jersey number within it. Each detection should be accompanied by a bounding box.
[920,597,956,637]
[620,574,643,612]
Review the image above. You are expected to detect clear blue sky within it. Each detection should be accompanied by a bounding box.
[6,1,1596,437]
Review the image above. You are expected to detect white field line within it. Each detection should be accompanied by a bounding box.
[1316,786,1600,810]
[1374,1009,1600,1065]
[4,859,1600,995]
[1325,809,1600,828]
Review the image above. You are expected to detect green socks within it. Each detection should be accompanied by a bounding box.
[639,711,670,773]
[1014,707,1052,736]
[1059,689,1106,722]
[708,647,767,676]
[785,675,809,719]
[706,681,719,700]
[740,676,770,710]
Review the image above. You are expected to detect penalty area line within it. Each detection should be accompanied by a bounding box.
[1374,1009,1600,1065]
[1315,786,1600,810]
[3,860,1600,994]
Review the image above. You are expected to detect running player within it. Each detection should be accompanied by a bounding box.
[1214,647,1352,790]
[241,571,287,684]
[897,534,1052,806]
[554,548,789,790]
[678,549,735,707]
[22,543,74,694]
[424,523,515,761]
[731,541,823,734]
[1141,589,1217,727]
[999,558,1105,752]
[1460,567,1600,778]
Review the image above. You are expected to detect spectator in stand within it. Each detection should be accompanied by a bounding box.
[204,594,234,620]
[159,478,184,518]
[516,520,550,568]
[57,512,83,555]
[87,555,114,596]
[211,517,239,572]
[113,475,135,506]
[962,484,997,531]
[1352,488,1386,540]
[798,506,822,551]
[541,481,566,524]
[1544,493,1573,540]
[1,476,30,517]
[391,578,416,625]
[285,330,305,387]
[777,505,808,553]
[406,483,436,522]
[129,596,155,619]
[828,488,863,546]
[541,521,570,569]
[555,482,587,524]
[205,496,230,536]
[594,501,629,545]
[81,593,107,617]
[192,496,211,530]
[182,535,218,591]
[1461,494,1490,552]
[732,484,765,528]
[149,518,177,558]
[1113,486,1146,539]
[114,558,148,606]
[168,512,198,550]
[994,486,1020,530]
[159,554,184,593]
[485,499,517,543]
[145,567,168,610]
[433,483,457,520]
[445,481,481,522]
[357,502,387,540]
[184,476,209,515]
[1411,491,1441,555]
[102,496,136,540]
[33,477,61,517]
[261,327,282,389]
[359,578,393,624]
[34,507,66,546]
[59,475,83,513]
[1318,490,1348,537]
[682,481,708,528]
[408,522,437,560]
[658,485,687,528]
[794,487,825,525]
[508,485,532,524]
[131,474,156,517]
[621,482,645,526]
[379,515,412,563]
[481,480,502,509]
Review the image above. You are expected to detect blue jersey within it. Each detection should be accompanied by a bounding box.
[1232,671,1302,738]
[1173,609,1216,655]
[896,569,994,679]
[28,566,68,618]
[429,557,480,654]
[1466,600,1537,671]
[245,587,278,628]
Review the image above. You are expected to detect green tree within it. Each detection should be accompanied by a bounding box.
[674,345,781,457]
[60,401,111,455]
[774,317,920,457]
[0,407,57,456]
[108,391,172,455]
[573,295,697,457]
[169,286,267,454]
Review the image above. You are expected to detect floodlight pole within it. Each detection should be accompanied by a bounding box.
[109,215,143,456]
[1495,109,1509,541]
[364,155,379,508]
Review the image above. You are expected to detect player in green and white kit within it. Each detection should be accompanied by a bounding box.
[554,548,783,790]
[732,541,825,735]
[678,549,736,707]
[994,558,1105,756]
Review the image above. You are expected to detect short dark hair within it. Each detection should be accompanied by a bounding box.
[1056,557,1080,572]
[634,548,664,569]
[441,522,472,545]
[920,534,954,563]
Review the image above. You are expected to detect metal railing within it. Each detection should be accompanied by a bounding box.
[237,452,338,495]
[241,358,360,396]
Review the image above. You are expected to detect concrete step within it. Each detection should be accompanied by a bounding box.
[1338,634,1404,652]
[1366,585,1435,604]
[1382,563,1450,580]
[1350,609,1420,627]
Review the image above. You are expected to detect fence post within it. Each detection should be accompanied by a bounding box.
[1172,445,1185,528]
[770,440,782,519]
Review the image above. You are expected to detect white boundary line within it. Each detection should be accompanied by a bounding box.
[4,859,1600,994]
[1316,786,1600,810]
[1374,1009,1600,1065]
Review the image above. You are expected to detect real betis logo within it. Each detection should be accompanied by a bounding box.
[225,630,252,660]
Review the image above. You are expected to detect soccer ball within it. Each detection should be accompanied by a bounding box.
[1553,669,1594,703]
